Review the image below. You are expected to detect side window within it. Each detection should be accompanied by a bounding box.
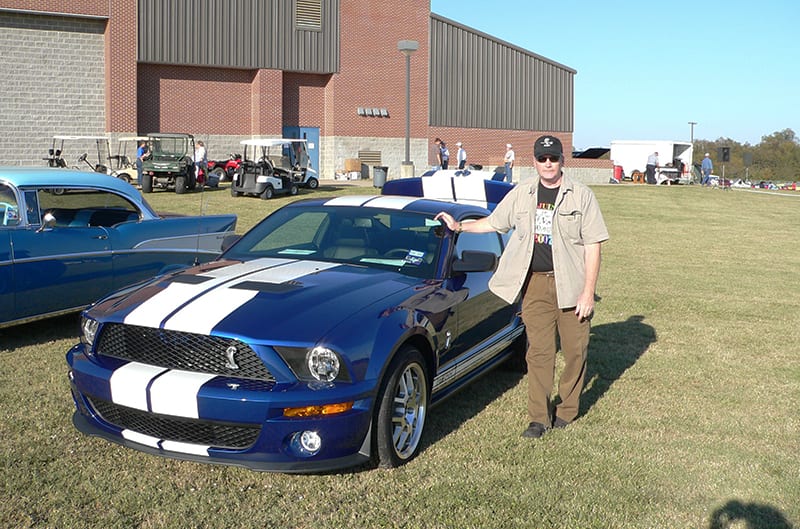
[37,188,140,228]
[24,190,40,225]
[0,183,20,226]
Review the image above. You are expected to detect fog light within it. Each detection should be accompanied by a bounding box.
[290,431,322,457]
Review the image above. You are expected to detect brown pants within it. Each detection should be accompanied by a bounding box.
[520,273,590,425]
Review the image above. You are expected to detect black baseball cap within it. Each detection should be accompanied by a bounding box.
[534,135,563,159]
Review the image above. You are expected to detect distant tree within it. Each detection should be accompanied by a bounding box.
[693,128,800,182]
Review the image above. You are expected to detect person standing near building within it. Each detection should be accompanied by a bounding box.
[434,135,609,439]
[434,138,450,170]
[194,140,208,186]
[701,152,713,186]
[645,151,659,184]
[456,142,467,169]
[503,143,515,182]
[136,140,149,186]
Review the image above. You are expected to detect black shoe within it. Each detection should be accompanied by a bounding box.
[521,422,547,439]
[552,417,570,429]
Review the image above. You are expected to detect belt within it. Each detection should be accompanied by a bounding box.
[531,271,554,277]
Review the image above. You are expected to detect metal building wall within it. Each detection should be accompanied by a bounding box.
[137,0,339,73]
[429,14,575,132]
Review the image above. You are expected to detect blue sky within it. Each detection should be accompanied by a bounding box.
[430,0,799,149]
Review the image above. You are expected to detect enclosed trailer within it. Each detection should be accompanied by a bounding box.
[610,140,694,184]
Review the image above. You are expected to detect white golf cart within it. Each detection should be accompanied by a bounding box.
[230,139,299,199]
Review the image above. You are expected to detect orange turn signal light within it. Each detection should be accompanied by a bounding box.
[283,401,354,418]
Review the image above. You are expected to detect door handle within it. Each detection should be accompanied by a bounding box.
[92,234,108,240]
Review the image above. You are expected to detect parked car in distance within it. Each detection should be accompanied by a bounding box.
[141,133,197,194]
[0,167,237,329]
[67,179,523,473]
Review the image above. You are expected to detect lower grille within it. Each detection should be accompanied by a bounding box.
[88,396,261,450]
[96,323,275,382]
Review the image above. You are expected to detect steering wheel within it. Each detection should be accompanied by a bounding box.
[0,201,14,225]
[384,248,409,259]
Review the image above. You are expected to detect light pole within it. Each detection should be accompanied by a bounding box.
[398,40,418,177]
[688,121,696,144]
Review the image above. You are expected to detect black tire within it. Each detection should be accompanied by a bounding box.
[289,184,299,196]
[261,185,274,200]
[175,176,186,194]
[306,177,319,189]
[374,346,429,468]
[503,331,528,373]
[142,175,153,193]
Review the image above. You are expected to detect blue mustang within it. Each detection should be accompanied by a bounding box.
[0,167,236,328]
[67,177,523,472]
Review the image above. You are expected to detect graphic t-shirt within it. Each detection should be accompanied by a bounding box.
[531,183,559,272]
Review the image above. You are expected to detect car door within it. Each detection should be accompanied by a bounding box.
[10,187,113,321]
[441,228,515,370]
[0,182,19,324]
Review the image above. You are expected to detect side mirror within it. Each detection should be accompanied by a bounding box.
[451,250,498,273]
[37,212,56,232]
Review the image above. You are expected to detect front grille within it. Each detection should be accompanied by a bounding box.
[88,396,261,450]
[97,324,275,382]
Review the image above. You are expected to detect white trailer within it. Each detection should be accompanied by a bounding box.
[610,140,694,184]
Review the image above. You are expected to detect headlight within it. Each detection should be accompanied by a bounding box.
[307,347,340,382]
[275,346,351,383]
[80,316,100,347]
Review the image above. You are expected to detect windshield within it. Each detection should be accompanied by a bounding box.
[151,137,189,157]
[224,205,444,279]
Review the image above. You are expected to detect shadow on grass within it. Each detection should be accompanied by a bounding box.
[708,499,794,529]
[0,313,79,352]
[579,315,656,416]
[420,364,523,453]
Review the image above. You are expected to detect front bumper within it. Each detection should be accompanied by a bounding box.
[67,345,376,473]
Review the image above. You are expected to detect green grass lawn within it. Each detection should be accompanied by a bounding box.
[1,182,798,529]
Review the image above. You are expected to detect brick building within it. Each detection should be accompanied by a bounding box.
[0,0,611,181]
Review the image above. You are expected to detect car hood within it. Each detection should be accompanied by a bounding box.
[93,257,416,343]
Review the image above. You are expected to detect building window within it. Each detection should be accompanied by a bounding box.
[296,0,322,30]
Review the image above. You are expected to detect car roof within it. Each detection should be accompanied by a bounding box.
[0,166,142,194]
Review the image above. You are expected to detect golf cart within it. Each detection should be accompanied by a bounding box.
[230,139,299,199]
[107,136,149,185]
[267,138,319,189]
[140,133,197,194]
[45,135,113,174]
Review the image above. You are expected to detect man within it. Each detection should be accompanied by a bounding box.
[503,143,515,182]
[435,135,609,438]
[456,142,467,169]
[645,151,659,184]
[701,152,713,186]
[136,140,149,185]
[434,138,449,170]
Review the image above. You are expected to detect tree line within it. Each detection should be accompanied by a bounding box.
[693,128,800,182]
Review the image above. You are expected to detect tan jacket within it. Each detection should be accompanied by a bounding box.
[486,173,609,307]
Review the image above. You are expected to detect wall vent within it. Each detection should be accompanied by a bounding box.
[296,0,322,30]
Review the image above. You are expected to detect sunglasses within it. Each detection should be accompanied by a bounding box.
[537,155,560,163]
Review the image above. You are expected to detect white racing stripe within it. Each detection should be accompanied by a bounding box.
[149,370,217,418]
[121,429,211,457]
[325,196,375,206]
[422,176,455,202]
[363,196,416,210]
[453,178,489,209]
[110,362,167,411]
[163,260,339,333]
[124,258,292,328]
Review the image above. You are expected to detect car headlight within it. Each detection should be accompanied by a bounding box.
[275,346,351,383]
[80,316,100,347]
[307,347,340,382]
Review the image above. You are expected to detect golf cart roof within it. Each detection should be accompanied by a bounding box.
[118,136,149,142]
[240,138,307,147]
[52,135,110,141]
[145,133,194,139]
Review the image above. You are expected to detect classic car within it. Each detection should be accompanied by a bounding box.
[0,167,237,328]
[66,177,524,473]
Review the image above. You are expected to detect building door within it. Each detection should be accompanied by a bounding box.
[283,126,320,178]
